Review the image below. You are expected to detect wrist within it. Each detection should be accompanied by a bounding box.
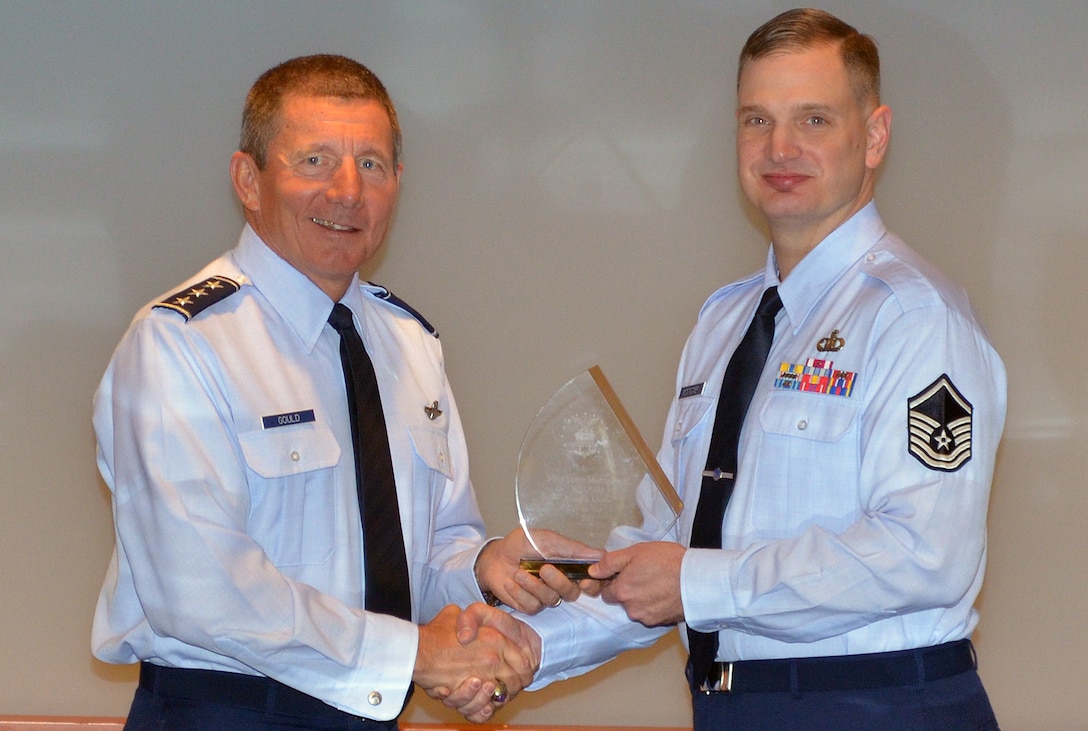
[474,540,504,607]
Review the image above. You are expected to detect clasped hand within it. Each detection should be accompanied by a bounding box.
[415,603,539,722]
[419,528,603,721]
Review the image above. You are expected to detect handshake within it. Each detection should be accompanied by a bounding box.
[413,528,603,723]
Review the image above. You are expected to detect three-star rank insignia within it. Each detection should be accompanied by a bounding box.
[153,276,240,321]
[907,374,973,472]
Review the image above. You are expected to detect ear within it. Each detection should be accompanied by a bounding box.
[864,104,892,170]
[229,151,262,212]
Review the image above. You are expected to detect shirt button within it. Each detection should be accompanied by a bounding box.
[368,691,382,706]
[797,420,808,431]
[290,451,301,462]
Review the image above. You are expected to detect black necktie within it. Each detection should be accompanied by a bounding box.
[328,303,411,620]
[687,286,783,689]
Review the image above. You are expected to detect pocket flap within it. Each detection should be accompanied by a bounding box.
[408,425,454,480]
[670,396,715,446]
[239,423,341,478]
[758,391,856,443]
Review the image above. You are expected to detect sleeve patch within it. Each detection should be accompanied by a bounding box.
[907,374,973,472]
[153,276,240,321]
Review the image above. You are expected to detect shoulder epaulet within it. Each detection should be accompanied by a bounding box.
[153,275,240,321]
[365,282,438,338]
[698,270,764,319]
[860,248,947,313]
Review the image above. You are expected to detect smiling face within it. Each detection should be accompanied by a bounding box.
[736,42,890,270]
[230,94,402,300]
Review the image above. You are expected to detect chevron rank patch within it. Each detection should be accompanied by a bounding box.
[154,276,240,321]
[908,375,973,472]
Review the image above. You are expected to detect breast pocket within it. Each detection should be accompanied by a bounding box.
[408,425,455,484]
[751,392,859,532]
[239,423,342,566]
[669,396,716,505]
[404,424,455,565]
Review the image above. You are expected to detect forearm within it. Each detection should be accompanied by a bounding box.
[520,594,669,688]
[683,485,988,644]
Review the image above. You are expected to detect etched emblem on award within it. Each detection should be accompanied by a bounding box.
[515,366,683,579]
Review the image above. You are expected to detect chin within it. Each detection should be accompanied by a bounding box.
[755,199,816,221]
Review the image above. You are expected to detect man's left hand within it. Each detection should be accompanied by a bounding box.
[475,528,602,614]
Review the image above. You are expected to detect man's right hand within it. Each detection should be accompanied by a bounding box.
[414,604,538,723]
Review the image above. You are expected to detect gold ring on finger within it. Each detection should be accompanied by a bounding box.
[491,680,509,705]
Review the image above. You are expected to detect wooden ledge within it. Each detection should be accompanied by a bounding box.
[0,721,125,731]
[0,719,687,731]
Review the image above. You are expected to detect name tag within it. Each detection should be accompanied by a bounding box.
[262,409,316,429]
[679,383,705,399]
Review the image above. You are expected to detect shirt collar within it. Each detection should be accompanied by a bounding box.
[230,224,354,352]
[770,201,887,332]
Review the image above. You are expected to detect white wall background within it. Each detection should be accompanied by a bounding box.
[1,1,1085,728]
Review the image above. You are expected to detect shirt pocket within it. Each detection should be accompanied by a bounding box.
[751,391,859,532]
[408,424,454,483]
[239,423,342,566]
[405,424,454,565]
[669,396,716,505]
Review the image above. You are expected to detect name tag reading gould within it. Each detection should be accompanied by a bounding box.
[516,366,682,580]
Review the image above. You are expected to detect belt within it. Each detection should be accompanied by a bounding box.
[692,639,977,694]
[138,663,402,725]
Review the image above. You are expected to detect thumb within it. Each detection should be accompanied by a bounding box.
[588,549,626,580]
[455,604,484,645]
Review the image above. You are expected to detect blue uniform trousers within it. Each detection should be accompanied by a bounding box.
[692,666,998,730]
[124,663,399,731]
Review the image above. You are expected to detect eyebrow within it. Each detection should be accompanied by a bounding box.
[290,142,391,161]
[737,102,839,117]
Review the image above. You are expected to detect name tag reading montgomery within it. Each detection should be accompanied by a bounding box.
[262,410,317,429]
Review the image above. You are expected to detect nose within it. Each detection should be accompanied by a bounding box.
[327,160,363,206]
[769,126,801,163]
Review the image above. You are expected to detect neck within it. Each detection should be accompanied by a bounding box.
[768,227,822,281]
[769,197,873,280]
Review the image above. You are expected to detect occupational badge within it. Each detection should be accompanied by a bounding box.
[817,329,845,352]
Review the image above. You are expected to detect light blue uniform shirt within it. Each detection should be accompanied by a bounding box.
[92,226,486,721]
[527,203,1007,684]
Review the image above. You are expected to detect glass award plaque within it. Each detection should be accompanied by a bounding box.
[515,366,683,579]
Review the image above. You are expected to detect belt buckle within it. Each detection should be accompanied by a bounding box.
[701,662,734,694]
